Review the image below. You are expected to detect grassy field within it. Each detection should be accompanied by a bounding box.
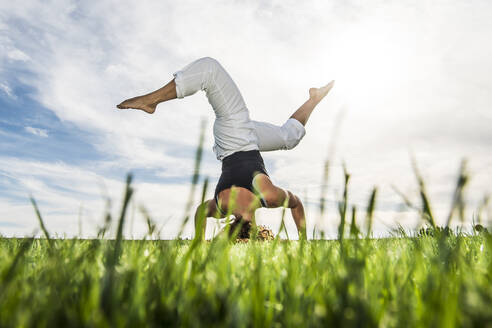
[1,231,491,327]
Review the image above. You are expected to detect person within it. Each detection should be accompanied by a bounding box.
[117,57,334,240]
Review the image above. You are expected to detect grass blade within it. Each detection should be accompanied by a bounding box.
[445,159,468,226]
[29,196,53,248]
[365,187,377,239]
[179,119,206,238]
[101,173,133,320]
[411,156,436,228]
[337,164,350,242]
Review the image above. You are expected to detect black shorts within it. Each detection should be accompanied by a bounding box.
[214,150,269,215]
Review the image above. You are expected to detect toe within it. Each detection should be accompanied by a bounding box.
[324,81,334,89]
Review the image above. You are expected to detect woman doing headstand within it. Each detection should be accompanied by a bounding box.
[117,57,334,239]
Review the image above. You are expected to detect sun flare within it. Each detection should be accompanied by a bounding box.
[320,24,414,112]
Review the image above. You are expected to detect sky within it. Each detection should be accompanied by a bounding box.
[0,0,491,239]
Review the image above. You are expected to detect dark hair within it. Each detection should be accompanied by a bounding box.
[229,219,252,239]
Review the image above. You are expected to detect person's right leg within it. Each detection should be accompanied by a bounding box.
[252,119,306,151]
[290,80,335,126]
[252,80,335,152]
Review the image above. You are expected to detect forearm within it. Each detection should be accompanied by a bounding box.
[289,194,307,239]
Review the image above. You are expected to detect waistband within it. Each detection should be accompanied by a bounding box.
[222,150,263,168]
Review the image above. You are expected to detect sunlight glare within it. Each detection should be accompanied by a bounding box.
[322,23,413,113]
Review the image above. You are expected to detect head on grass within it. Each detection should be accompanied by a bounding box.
[228,218,274,241]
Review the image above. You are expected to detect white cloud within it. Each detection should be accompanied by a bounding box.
[0,82,15,99]
[7,48,30,61]
[24,126,48,137]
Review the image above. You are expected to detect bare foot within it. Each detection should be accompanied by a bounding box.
[309,80,335,103]
[117,96,157,114]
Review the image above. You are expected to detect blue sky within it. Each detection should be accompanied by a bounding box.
[1,0,491,238]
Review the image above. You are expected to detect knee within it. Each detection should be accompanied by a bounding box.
[199,57,221,70]
[193,57,223,90]
[284,135,302,150]
[281,119,306,150]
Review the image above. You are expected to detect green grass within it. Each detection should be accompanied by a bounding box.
[0,233,491,327]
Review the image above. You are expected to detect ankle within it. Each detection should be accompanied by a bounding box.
[308,96,321,106]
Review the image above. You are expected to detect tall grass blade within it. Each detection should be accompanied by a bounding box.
[349,205,360,238]
[190,178,209,245]
[140,205,156,238]
[29,196,53,248]
[101,173,133,319]
[365,187,377,239]
[476,195,489,225]
[318,108,345,235]
[337,165,350,242]
[391,185,419,211]
[98,197,112,238]
[446,159,468,226]
[319,160,330,222]
[179,119,206,238]
[278,206,290,240]
[113,174,133,260]
[411,156,436,228]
